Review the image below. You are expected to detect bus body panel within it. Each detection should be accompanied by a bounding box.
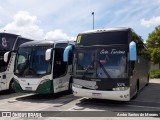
[73,86,130,101]
[73,78,129,90]
[130,56,150,98]
[15,77,44,91]
[54,64,72,93]
[14,75,54,94]
[53,66,72,93]
[0,53,16,90]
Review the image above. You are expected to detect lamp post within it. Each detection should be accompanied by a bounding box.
[92,12,94,30]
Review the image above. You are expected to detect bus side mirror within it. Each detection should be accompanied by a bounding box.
[4,51,10,63]
[45,48,52,61]
[63,45,73,62]
[129,41,137,61]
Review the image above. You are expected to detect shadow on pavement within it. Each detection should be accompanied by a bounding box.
[15,91,79,105]
[0,90,28,100]
[75,82,160,111]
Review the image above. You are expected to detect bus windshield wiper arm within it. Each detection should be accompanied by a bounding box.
[82,61,94,79]
[99,62,111,78]
[18,53,31,76]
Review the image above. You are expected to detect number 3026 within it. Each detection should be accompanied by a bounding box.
[117,83,125,87]
[2,37,7,47]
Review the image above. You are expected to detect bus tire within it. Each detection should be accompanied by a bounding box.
[68,78,73,93]
[9,80,15,93]
[146,75,150,86]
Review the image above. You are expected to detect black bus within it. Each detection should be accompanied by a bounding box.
[71,28,150,101]
[0,33,33,92]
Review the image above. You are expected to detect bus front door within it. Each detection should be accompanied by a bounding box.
[53,49,68,93]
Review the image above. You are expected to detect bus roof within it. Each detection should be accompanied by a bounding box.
[0,32,20,36]
[79,27,132,35]
[19,40,74,48]
[0,32,34,41]
[0,32,34,50]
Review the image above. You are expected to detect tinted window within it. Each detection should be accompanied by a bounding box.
[97,48,127,78]
[77,31,129,46]
[55,43,68,48]
[15,46,52,77]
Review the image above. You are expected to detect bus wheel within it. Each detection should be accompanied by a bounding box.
[68,81,73,94]
[146,75,150,86]
[9,80,15,93]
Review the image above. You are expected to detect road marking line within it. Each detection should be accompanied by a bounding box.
[132,100,160,104]
[121,104,160,109]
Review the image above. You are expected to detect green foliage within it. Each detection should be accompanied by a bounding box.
[132,32,150,60]
[146,26,160,64]
[140,48,151,60]
[150,69,160,78]
[132,32,143,43]
[149,48,160,64]
[147,26,160,48]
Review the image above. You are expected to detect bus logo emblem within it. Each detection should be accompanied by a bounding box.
[77,36,81,44]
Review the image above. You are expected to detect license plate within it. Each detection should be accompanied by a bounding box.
[25,87,32,90]
[92,93,102,97]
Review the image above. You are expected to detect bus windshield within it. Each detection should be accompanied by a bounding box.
[76,50,95,70]
[15,46,52,77]
[77,31,129,46]
[97,48,127,78]
[74,47,128,79]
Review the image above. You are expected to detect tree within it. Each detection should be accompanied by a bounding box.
[150,48,160,64]
[146,25,160,66]
[132,32,150,60]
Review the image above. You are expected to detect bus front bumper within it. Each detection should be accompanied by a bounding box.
[72,85,130,101]
[14,79,53,94]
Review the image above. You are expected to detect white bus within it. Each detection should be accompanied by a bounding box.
[70,28,150,101]
[5,40,74,94]
[0,33,33,92]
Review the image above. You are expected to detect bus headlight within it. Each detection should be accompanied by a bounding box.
[73,83,82,88]
[40,79,50,85]
[112,87,128,91]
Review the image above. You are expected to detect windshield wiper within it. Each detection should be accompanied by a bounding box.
[18,60,30,76]
[18,53,36,76]
[99,61,111,78]
[82,61,94,79]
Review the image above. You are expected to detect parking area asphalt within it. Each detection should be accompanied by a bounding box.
[0,79,159,120]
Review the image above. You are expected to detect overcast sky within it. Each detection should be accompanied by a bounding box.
[0,0,160,41]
